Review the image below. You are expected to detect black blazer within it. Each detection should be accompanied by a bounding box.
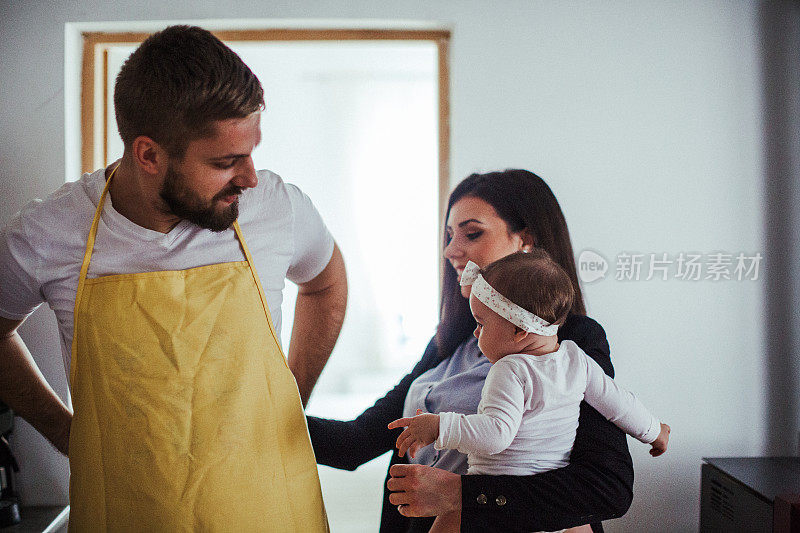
[307,314,634,532]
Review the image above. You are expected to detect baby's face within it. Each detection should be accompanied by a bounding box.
[469,294,518,363]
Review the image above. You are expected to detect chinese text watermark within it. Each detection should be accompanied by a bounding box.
[578,250,763,283]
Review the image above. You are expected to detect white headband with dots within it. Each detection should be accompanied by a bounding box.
[460,260,559,336]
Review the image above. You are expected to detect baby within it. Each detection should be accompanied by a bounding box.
[388,250,670,533]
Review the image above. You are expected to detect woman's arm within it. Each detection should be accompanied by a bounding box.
[459,403,633,531]
[307,336,441,471]
[388,316,634,532]
[462,316,633,531]
[389,404,632,531]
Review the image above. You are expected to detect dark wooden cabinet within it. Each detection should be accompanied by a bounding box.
[701,457,800,533]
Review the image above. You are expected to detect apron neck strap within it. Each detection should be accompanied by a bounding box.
[78,165,118,284]
[79,165,255,281]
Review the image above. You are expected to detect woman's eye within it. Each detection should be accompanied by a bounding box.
[466,231,483,241]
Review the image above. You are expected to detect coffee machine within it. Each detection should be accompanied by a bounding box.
[0,400,20,527]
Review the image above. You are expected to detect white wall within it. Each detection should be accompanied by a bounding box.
[1,1,789,531]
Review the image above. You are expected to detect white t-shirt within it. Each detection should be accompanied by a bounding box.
[435,340,661,476]
[0,168,334,381]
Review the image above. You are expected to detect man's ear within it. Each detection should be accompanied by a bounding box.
[513,327,530,343]
[131,136,168,176]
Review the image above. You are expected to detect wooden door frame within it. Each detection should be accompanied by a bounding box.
[81,28,451,226]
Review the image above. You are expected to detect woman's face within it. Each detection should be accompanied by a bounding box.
[444,196,529,297]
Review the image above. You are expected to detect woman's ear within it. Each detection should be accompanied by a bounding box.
[519,228,535,253]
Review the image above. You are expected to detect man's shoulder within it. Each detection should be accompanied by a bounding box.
[255,168,281,188]
[11,170,101,237]
[252,168,313,205]
[0,171,101,287]
[242,169,318,221]
[240,169,286,209]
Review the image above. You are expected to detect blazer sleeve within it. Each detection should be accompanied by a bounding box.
[307,336,441,471]
[458,316,634,532]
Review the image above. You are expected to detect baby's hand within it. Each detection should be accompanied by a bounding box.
[387,409,441,459]
[650,422,670,457]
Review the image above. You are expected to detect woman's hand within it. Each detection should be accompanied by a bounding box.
[387,463,462,517]
[650,422,670,457]
[387,410,440,458]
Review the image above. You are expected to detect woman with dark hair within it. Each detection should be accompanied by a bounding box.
[307,169,633,532]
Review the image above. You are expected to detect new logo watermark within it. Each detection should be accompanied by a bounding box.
[578,250,609,283]
[577,250,762,283]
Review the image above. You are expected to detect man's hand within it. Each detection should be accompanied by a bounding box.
[388,409,440,459]
[650,422,670,457]
[287,243,347,406]
[387,463,462,517]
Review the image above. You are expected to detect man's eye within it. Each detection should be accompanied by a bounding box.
[215,160,236,169]
[466,231,482,241]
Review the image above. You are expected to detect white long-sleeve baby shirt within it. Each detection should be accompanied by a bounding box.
[435,340,661,475]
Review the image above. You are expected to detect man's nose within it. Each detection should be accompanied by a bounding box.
[235,156,258,189]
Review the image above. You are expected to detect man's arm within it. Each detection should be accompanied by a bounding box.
[307,335,441,471]
[287,242,347,406]
[0,316,71,455]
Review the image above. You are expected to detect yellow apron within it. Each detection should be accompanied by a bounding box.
[68,169,329,532]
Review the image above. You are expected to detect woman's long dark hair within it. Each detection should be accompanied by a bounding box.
[436,169,586,358]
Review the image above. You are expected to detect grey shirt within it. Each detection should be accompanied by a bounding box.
[402,336,492,474]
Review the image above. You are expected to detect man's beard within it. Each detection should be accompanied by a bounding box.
[159,163,242,232]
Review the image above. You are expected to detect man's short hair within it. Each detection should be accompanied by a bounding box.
[114,25,264,158]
